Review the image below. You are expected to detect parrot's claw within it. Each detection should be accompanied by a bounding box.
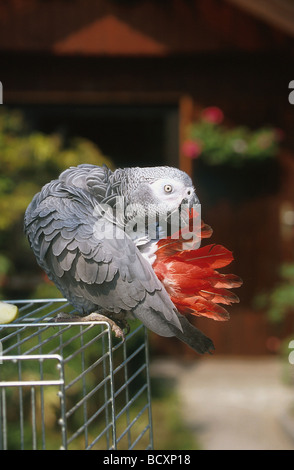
[52,312,128,339]
[82,312,128,339]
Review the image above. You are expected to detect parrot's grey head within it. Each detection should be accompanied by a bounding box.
[114,166,199,220]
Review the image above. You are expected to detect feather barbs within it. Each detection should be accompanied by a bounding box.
[153,212,242,321]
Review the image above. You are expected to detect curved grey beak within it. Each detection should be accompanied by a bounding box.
[189,191,200,209]
[182,190,200,209]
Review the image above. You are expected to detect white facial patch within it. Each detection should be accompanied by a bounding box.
[149,178,192,205]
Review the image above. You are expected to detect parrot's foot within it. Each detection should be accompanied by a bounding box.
[53,312,128,339]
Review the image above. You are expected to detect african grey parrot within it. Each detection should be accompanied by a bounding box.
[24,164,215,354]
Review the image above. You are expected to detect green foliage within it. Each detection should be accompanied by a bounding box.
[151,377,199,449]
[0,253,11,275]
[183,106,281,167]
[0,107,113,231]
[29,281,63,300]
[0,253,12,299]
[254,264,294,323]
[0,107,113,299]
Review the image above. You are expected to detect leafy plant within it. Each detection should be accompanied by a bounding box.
[254,264,294,323]
[0,107,113,231]
[182,106,282,167]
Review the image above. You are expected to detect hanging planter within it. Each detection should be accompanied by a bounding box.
[193,157,281,204]
[182,107,283,203]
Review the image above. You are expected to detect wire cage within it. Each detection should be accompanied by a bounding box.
[0,299,154,450]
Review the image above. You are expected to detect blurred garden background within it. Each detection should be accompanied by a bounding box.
[1,0,294,450]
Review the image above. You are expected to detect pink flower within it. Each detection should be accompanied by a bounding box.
[182,139,202,159]
[201,106,224,124]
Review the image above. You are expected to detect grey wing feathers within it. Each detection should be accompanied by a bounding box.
[59,164,117,203]
[24,172,182,336]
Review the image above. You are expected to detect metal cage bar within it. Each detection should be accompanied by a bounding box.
[0,299,153,450]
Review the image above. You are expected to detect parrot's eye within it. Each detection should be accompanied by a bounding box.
[164,184,173,193]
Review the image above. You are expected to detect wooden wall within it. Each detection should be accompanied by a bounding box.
[1,0,294,56]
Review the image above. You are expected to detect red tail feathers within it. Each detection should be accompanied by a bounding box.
[153,210,242,321]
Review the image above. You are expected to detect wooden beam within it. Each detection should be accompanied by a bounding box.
[4,90,180,105]
[225,0,294,37]
[179,95,195,177]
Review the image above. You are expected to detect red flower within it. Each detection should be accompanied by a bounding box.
[182,139,202,159]
[201,106,224,124]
